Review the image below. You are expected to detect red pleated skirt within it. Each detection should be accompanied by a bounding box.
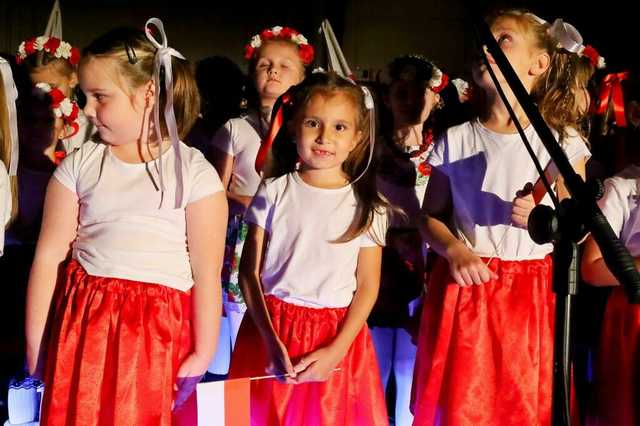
[41,260,194,426]
[412,256,556,426]
[586,286,640,426]
[229,295,389,426]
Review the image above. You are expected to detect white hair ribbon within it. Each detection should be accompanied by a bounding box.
[0,58,19,176]
[145,17,186,208]
[548,18,584,54]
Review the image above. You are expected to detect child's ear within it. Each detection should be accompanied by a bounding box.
[69,72,78,89]
[531,51,550,77]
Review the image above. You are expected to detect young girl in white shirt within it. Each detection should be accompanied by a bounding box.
[25,21,227,425]
[413,10,595,425]
[229,71,389,425]
[206,26,313,376]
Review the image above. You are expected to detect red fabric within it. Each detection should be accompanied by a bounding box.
[229,295,389,426]
[586,286,640,426]
[41,260,194,426]
[412,256,557,426]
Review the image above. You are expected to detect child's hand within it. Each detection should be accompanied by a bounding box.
[512,182,535,229]
[265,337,296,384]
[172,352,209,411]
[446,241,498,286]
[291,346,344,383]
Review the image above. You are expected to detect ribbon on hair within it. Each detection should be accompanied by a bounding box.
[145,17,186,208]
[255,94,290,173]
[548,19,583,54]
[597,72,630,127]
[0,58,19,176]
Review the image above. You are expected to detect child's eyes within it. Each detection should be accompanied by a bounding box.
[335,123,348,131]
[497,34,512,45]
[303,118,320,128]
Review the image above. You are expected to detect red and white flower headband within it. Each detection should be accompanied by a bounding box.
[35,82,80,139]
[16,36,80,66]
[428,66,449,94]
[244,26,314,65]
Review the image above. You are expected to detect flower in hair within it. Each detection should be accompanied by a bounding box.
[579,45,606,69]
[35,82,80,139]
[429,67,449,94]
[244,26,314,65]
[16,36,80,66]
[452,78,472,103]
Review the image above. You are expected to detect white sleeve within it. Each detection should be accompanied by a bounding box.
[244,181,272,231]
[360,206,388,247]
[598,177,629,237]
[52,149,79,193]
[547,133,592,178]
[0,163,10,257]
[187,151,224,203]
[210,120,235,156]
[427,133,446,169]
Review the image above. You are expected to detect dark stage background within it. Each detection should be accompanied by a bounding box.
[1,0,637,81]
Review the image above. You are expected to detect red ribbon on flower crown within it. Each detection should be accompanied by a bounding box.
[255,94,291,173]
[597,72,630,127]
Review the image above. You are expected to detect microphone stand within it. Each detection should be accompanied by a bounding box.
[467,5,640,425]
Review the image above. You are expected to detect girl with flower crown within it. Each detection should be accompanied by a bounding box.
[4,36,86,250]
[371,54,468,426]
[17,35,93,154]
[204,25,313,377]
[412,10,597,425]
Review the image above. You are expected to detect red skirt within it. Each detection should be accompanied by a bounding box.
[412,256,556,426]
[41,260,194,426]
[586,286,640,426]
[229,295,389,426]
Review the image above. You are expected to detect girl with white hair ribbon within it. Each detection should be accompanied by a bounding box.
[229,71,389,425]
[25,19,227,424]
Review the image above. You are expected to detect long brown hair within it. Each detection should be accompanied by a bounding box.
[81,27,200,140]
[489,10,596,142]
[265,72,386,242]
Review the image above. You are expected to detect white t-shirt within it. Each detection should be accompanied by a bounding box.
[210,112,265,196]
[0,162,10,256]
[245,172,388,308]
[599,165,640,257]
[54,140,224,291]
[428,119,591,260]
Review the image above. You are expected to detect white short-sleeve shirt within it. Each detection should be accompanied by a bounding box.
[245,172,388,308]
[598,165,640,257]
[54,141,224,291]
[210,112,265,196]
[428,119,591,260]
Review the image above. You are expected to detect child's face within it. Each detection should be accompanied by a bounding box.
[29,63,78,99]
[389,79,440,127]
[294,92,362,175]
[472,17,546,93]
[254,41,305,105]
[79,58,151,146]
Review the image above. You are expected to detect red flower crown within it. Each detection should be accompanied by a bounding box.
[35,82,80,140]
[16,36,80,66]
[244,26,314,65]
